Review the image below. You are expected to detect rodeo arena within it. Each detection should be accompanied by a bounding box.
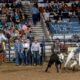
[0,0,80,80]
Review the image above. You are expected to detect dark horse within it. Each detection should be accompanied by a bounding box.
[45,53,62,73]
[45,42,66,73]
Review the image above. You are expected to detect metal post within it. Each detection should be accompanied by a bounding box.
[41,36,45,62]
[8,39,10,62]
[63,25,66,45]
[64,32,65,45]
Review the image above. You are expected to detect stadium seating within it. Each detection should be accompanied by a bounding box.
[49,22,80,34]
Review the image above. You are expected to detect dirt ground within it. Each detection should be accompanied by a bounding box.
[0,63,80,80]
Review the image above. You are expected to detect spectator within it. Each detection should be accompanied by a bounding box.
[14,39,23,65]
[31,39,41,65]
[27,31,34,42]
[31,4,40,25]
[43,9,50,22]
[14,12,20,24]
[57,17,63,23]
[0,30,7,41]
[22,40,30,65]
[0,41,5,63]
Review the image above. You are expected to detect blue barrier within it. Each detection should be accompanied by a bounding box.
[49,22,80,34]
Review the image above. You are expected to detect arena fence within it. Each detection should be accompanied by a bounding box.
[1,39,79,63]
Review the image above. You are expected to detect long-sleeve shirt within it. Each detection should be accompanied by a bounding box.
[14,42,23,52]
[31,42,41,54]
[31,7,39,14]
[22,42,30,50]
[43,12,50,21]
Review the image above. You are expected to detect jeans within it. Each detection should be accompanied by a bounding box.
[32,51,40,65]
[36,13,40,21]
[32,14,37,25]
[15,50,20,65]
[23,48,29,64]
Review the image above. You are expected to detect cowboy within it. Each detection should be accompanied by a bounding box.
[22,40,30,65]
[31,39,41,65]
[14,39,23,65]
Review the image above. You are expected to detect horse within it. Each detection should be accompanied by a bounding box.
[45,53,64,73]
[64,46,80,69]
[45,42,67,73]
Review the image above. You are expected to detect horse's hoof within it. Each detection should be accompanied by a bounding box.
[63,67,66,70]
[57,71,59,73]
[57,72,59,73]
[45,70,47,72]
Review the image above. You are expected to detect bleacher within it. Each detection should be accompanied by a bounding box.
[38,0,80,40]
[49,22,80,34]
[0,0,32,62]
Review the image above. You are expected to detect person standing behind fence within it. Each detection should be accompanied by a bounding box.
[31,39,41,65]
[14,39,23,65]
[52,39,61,55]
[22,40,30,65]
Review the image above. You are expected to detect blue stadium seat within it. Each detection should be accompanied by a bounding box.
[70,17,79,22]
[49,22,80,34]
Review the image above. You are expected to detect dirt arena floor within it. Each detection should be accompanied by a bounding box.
[0,63,80,80]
